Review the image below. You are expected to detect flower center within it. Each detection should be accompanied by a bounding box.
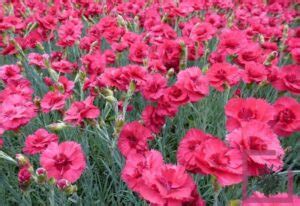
[238,108,256,121]
[278,109,295,124]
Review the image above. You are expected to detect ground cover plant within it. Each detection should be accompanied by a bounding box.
[0,0,299,205]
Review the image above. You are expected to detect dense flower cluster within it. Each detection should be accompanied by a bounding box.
[0,0,299,205]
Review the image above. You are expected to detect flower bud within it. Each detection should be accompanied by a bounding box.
[15,154,30,167]
[18,167,32,191]
[57,179,70,190]
[65,185,78,195]
[166,68,175,79]
[36,167,47,184]
[47,122,67,132]
[101,88,114,97]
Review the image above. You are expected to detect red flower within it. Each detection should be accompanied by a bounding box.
[141,74,167,102]
[272,65,300,95]
[242,62,268,84]
[270,97,300,137]
[40,141,86,183]
[207,63,240,91]
[41,91,66,113]
[23,129,58,155]
[117,121,153,157]
[226,121,284,176]
[142,105,166,134]
[64,96,100,125]
[225,97,275,132]
[177,67,209,102]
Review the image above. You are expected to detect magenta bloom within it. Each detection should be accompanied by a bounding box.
[64,96,100,125]
[23,129,58,155]
[40,141,86,183]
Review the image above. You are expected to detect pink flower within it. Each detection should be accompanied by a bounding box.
[0,64,22,83]
[225,97,275,132]
[23,129,59,155]
[28,53,48,69]
[0,94,37,131]
[270,97,300,137]
[176,67,209,102]
[177,128,214,173]
[41,91,66,113]
[242,62,268,84]
[142,105,166,134]
[195,137,243,186]
[243,192,300,206]
[40,141,86,183]
[226,121,284,176]
[141,74,167,102]
[51,60,74,74]
[57,19,83,47]
[141,164,201,205]
[207,63,240,91]
[272,65,300,95]
[129,41,149,64]
[118,121,153,157]
[64,96,100,125]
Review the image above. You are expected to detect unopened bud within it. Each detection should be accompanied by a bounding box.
[47,122,67,132]
[166,68,175,78]
[36,167,47,184]
[16,154,30,167]
[57,179,70,190]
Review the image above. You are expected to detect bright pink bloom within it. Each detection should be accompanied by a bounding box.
[142,105,166,134]
[51,60,74,74]
[40,141,86,183]
[0,94,37,131]
[118,121,153,157]
[28,53,48,69]
[272,65,300,95]
[195,137,243,186]
[141,74,167,102]
[242,62,268,84]
[177,128,214,173]
[226,121,284,176]
[64,96,100,125]
[176,67,209,102]
[225,98,275,132]
[23,129,58,155]
[0,64,22,83]
[270,97,300,137]
[41,91,66,113]
[207,63,240,91]
[243,192,300,206]
[190,23,215,42]
[164,85,189,106]
[57,19,82,47]
[129,41,149,64]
